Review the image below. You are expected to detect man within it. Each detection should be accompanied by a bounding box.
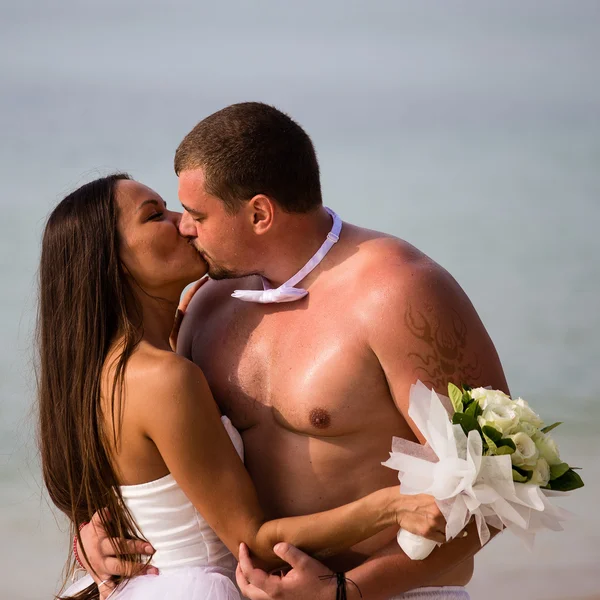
[81,102,507,599]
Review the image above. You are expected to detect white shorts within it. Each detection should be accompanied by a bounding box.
[390,587,470,600]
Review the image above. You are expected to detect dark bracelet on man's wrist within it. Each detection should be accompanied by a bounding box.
[319,572,363,600]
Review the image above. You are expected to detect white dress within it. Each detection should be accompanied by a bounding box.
[64,416,244,599]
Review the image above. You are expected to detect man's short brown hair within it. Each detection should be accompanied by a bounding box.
[174,102,322,213]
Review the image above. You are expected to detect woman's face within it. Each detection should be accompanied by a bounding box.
[116,179,207,294]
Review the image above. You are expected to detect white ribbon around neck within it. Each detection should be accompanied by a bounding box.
[231,207,342,304]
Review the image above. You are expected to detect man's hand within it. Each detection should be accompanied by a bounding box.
[77,510,157,599]
[236,542,337,600]
[170,276,208,350]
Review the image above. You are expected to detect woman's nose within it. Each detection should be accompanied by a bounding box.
[168,209,183,230]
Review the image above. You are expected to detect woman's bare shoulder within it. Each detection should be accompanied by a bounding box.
[126,343,208,396]
[100,342,211,421]
[124,345,219,445]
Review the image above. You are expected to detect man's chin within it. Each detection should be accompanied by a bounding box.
[193,250,252,280]
[205,263,256,280]
[207,267,245,280]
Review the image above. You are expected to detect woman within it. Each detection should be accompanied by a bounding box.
[37,174,444,600]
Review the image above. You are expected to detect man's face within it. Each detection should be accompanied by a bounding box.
[178,168,256,279]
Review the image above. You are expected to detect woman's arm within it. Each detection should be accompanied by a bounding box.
[138,355,444,570]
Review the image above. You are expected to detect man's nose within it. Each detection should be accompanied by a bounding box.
[178,210,196,237]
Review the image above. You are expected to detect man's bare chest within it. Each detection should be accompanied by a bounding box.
[191,305,390,436]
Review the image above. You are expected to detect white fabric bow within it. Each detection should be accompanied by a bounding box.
[231,208,342,304]
[231,286,309,304]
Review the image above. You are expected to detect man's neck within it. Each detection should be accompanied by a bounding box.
[259,206,337,288]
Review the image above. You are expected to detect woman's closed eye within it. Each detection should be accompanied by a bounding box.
[147,212,164,221]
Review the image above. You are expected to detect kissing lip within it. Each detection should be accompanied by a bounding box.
[187,240,204,256]
[191,244,209,266]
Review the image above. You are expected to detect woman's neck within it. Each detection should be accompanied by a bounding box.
[129,283,182,350]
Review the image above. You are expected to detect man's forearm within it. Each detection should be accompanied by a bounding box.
[344,522,499,600]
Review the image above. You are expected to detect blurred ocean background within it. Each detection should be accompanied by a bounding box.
[1,1,599,598]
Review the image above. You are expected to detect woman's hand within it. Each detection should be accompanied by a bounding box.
[77,510,157,599]
[169,276,208,351]
[394,493,446,543]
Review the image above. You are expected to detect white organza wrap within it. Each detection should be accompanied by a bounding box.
[382,381,569,560]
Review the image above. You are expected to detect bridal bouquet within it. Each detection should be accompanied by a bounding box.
[383,381,584,560]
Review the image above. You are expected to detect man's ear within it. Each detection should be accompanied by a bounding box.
[247,194,275,235]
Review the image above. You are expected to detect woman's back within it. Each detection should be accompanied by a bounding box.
[65,346,243,599]
[120,416,241,572]
[101,343,189,486]
[101,342,243,568]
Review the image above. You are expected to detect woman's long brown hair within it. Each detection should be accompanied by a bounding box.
[37,174,148,599]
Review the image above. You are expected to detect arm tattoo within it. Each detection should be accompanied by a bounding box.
[404,303,482,390]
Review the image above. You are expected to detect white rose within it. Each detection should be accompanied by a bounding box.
[470,388,487,402]
[535,433,562,466]
[479,403,520,436]
[509,431,539,468]
[530,457,551,487]
[472,388,512,409]
[516,421,540,439]
[514,398,544,428]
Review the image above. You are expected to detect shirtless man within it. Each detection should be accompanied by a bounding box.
[81,102,508,599]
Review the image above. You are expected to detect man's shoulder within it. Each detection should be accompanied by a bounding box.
[345,232,508,408]
[188,278,240,310]
[180,278,244,331]
[344,227,448,297]
[342,228,476,331]
[176,277,253,358]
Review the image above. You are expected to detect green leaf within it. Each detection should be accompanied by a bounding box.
[497,447,515,456]
[512,465,533,481]
[452,412,479,436]
[512,469,529,483]
[464,400,483,420]
[483,432,498,454]
[541,422,562,434]
[549,462,570,480]
[461,385,473,406]
[546,468,584,492]
[448,383,464,414]
[465,401,477,418]
[497,438,517,451]
[461,383,473,392]
[482,426,502,443]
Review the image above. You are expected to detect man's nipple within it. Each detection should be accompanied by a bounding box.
[309,408,331,429]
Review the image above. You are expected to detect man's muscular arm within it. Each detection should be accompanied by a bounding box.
[342,521,489,600]
[344,250,509,598]
[367,249,509,436]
